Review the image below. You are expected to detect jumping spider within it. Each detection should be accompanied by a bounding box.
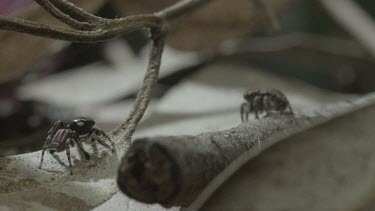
[241,89,293,122]
[39,117,114,174]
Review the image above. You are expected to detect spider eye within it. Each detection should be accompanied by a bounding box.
[77,122,85,127]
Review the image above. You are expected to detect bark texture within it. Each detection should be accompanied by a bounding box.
[118,114,321,207]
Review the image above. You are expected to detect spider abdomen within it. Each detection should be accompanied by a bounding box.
[47,129,71,153]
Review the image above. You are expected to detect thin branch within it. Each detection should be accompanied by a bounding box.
[112,29,167,142]
[0,15,161,42]
[0,16,109,42]
[34,0,96,30]
[48,0,106,22]
[0,0,215,42]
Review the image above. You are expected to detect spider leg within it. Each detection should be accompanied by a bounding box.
[241,103,252,122]
[39,141,49,169]
[287,104,294,114]
[254,107,260,119]
[241,103,247,122]
[93,138,112,150]
[39,120,64,169]
[66,139,73,175]
[263,95,272,117]
[253,96,263,119]
[73,132,90,160]
[282,96,294,115]
[94,127,115,151]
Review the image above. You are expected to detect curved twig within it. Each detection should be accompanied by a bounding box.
[0,15,161,42]
[34,0,96,30]
[0,0,212,43]
[47,0,107,22]
[112,29,167,142]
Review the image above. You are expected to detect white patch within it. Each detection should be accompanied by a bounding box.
[77,122,85,127]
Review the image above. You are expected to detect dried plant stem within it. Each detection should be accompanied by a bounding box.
[46,0,107,22]
[112,30,166,142]
[0,15,161,42]
[34,0,96,30]
[0,0,214,43]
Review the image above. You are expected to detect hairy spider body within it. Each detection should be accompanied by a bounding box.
[241,89,293,121]
[39,117,114,174]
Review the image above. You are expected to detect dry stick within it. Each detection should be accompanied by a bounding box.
[0,0,213,43]
[0,15,161,42]
[116,93,375,208]
[34,0,95,30]
[319,0,375,58]
[112,30,166,143]
[47,0,107,22]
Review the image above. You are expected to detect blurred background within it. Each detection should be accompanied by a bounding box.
[1,0,375,156]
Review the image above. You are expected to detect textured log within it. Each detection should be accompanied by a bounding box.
[118,114,321,207]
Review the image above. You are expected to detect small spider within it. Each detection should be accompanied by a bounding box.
[39,117,114,174]
[241,89,293,121]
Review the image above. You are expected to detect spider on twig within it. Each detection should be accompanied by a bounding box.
[39,117,114,174]
[241,89,293,122]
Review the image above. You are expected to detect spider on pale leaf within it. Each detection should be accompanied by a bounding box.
[39,117,114,174]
